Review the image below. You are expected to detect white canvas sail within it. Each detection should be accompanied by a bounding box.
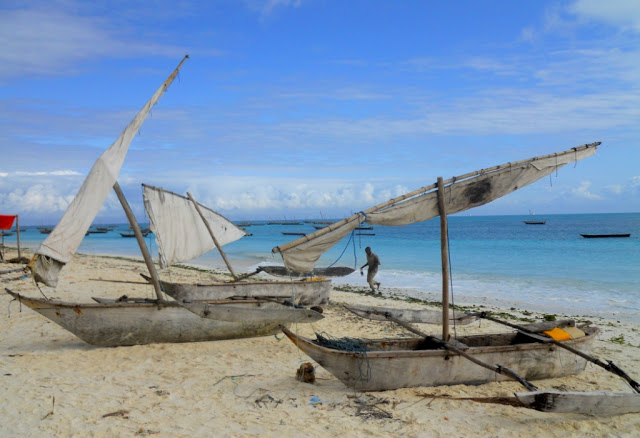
[274,143,599,273]
[32,56,189,287]
[143,184,247,268]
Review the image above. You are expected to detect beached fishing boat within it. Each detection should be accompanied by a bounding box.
[274,142,640,414]
[141,274,330,306]
[6,290,300,347]
[140,184,331,306]
[280,323,598,390]
[9,56,322,347]
[343,304,477,325]
[258,265,355,279]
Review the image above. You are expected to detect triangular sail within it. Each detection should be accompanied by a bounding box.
[273,143,599,273]
[143,184,247,268]
[32,56,189,287]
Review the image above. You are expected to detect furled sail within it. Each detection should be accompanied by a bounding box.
[143,184,247,268]
[273,143,599,273]
[32,56,189,287]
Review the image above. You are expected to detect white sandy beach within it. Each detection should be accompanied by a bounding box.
[1,247,639,437]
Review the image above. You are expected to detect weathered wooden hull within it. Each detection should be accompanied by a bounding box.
[259,266,355,278]
[7,290,288,347]
[148,275,331,306]
[281,326,598,391]
[179,300,324,323]
[515,390,640,415]
[344,304,477,325]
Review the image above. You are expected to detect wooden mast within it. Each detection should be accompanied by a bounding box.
[436,177,451,342]
[187,192,238,280]
[16,215,21,259]
[113,182,164,301]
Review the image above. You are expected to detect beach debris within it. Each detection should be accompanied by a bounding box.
[296,362,316,384]
[102,409,130,419]
[355,404,392,420]
[416,392,525,408]
[8,257,29,264]
[155,390,170,396]
[41,396,55,420]
[255,394,281,408]
[135,428,160,436]
[310,396,323,406]
[348,394,394,420]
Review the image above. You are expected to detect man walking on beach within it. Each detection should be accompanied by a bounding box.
[360,246,381,293]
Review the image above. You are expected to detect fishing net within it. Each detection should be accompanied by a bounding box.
[313,332,372,390]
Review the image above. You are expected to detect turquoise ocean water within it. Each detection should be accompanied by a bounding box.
[4,213,639,322]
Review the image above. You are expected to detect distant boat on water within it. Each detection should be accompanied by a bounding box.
[524,220,546,225]
[580,233,630,238]
[524,210,546,225]
[121,230,150,238]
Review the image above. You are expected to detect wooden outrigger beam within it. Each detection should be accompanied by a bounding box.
[477,312,640,393]
[383,313,538,392]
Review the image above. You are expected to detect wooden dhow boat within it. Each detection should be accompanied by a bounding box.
[255,265,355,279]
[343,304,477,325]
[140,184,331,306]
[580,233,630,238]
[8,56,322,347]
[141,273,330,306]
[6,290,317,347]
[280,322,599,391]
[273,143,640,415]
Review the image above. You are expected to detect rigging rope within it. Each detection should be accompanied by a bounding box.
[327,230,357,269]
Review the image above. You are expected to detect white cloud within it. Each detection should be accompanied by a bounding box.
[0,6,196,79]
[606,184,624,195]
[571,181,603,200]
[14,170,82,176]
[4,184,72,213]
[0,173,7,177]
[244,0,303,18]
[569,0,640,32]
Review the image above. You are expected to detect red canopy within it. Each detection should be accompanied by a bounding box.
[0,215,16,230]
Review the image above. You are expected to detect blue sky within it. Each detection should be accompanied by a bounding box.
[1,0,639,225]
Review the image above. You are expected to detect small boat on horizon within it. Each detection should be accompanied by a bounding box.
[524,210,546,225]
[580,233,630,238]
